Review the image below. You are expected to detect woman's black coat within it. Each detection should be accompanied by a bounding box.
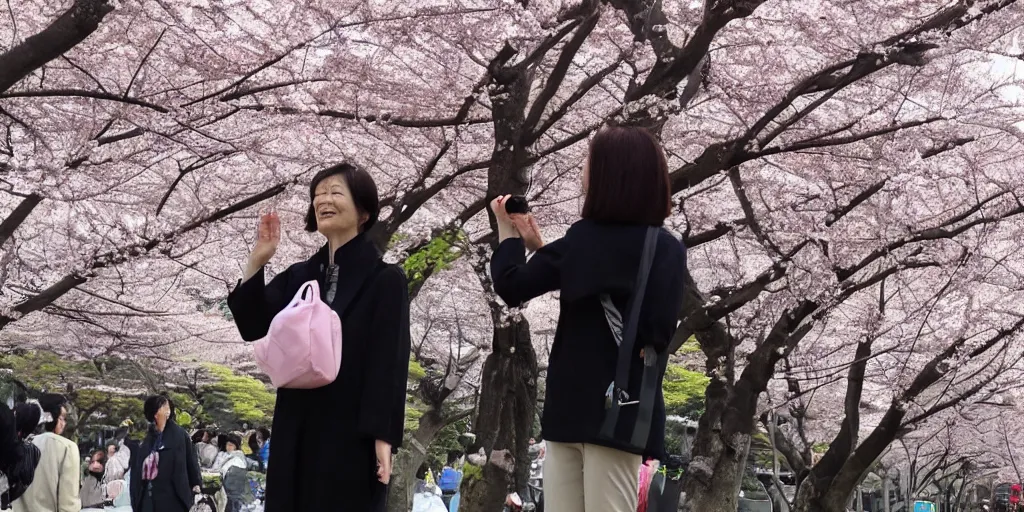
[129,420,202,512]
[491,220,687,459]
[228,233,411,512]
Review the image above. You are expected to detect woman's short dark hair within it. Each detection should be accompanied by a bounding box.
[247,434,261,456]
[257,427,270,442]
[192,429,208,444]
[13,403,40,440]
[225,434,242,450]
[38,394,66,433]
[304,163,380,233]
[90,448,107,464]
[143,395,172,423]
[582,125,672,226]
[216,433,228,452]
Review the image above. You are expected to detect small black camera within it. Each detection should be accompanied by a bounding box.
[504,196,531,214]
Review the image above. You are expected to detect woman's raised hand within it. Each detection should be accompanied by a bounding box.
[243,212,280,281]
[490,195,514,229]
[252,212,281,266]
[511,214,544,252]
[491,195,520,244]
[491,195,544,251]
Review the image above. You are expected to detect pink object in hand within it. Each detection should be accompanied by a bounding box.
[254,280,342,389]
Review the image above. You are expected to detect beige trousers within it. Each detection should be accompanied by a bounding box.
[543,441,642,512]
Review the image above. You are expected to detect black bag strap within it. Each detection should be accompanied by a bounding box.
[633,341,668,448]
[600,226,659,445]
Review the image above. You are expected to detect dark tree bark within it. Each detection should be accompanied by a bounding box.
[459,38,540,512]
[0,193,42,249]
[387,406,474,512]
[458,6,603,510]
[0,0,114,94]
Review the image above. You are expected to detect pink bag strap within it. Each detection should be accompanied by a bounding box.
[289,281,321,308]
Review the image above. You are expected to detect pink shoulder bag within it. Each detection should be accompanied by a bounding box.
[254,280,342,389]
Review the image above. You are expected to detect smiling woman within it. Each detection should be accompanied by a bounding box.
[227,162,410,512]
[304,163,379,242]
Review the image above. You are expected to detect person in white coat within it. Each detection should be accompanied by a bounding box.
[13,394,80,512]
[211,434,247,477]
[104,438,131,483]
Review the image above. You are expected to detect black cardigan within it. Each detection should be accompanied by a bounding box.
[491,219,686,458]
[129,421,201,512]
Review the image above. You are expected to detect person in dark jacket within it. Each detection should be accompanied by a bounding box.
[1,403,40,509]
[490,125,686,512]
[227,163,411,512]
[129,395,201,512]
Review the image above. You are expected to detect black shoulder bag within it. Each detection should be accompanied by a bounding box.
[597,226,666,452]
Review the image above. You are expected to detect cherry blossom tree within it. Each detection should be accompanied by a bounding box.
[4,2,1024,512]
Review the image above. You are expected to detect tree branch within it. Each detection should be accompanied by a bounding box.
[683,219,748,248]
[155,150,239,216]
[728,167,781,255]
[835,190,1018,281]
[237,104,491,128]
[0,193,42,249]
[0,0,114,94]
[628,0,769,102]
[0,89,169,112]
[668,0,1017,194]
[753,117,944,159]
[522,8,601,140]
[527,56,625,145]
[219,78,329,102]
[181,6,499,107]
[605,0,679,61]
[0,177,301,330]
[124,28,165,98]
[96,127,146,146]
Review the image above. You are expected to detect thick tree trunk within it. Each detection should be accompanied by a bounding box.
[459,318,538,512]
[460,34,540,512]
[680,428,749,512]
[0,0,114,93]
[793,478,828,512]
[677,267,817,511]
[678,382,750,511]
[387,409,448,512]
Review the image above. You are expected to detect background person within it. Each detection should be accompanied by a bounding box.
[1,403,40,509]
[211,434,246,477]
[105,438,131,484]
[81,448,107,508]
[192,429,218,469]
[256,427,270,470]
[14,393,80,512]
[246,433,264,472]
[129,395,201,512]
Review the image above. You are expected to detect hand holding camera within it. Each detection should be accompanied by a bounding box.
[491,195,544,252]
